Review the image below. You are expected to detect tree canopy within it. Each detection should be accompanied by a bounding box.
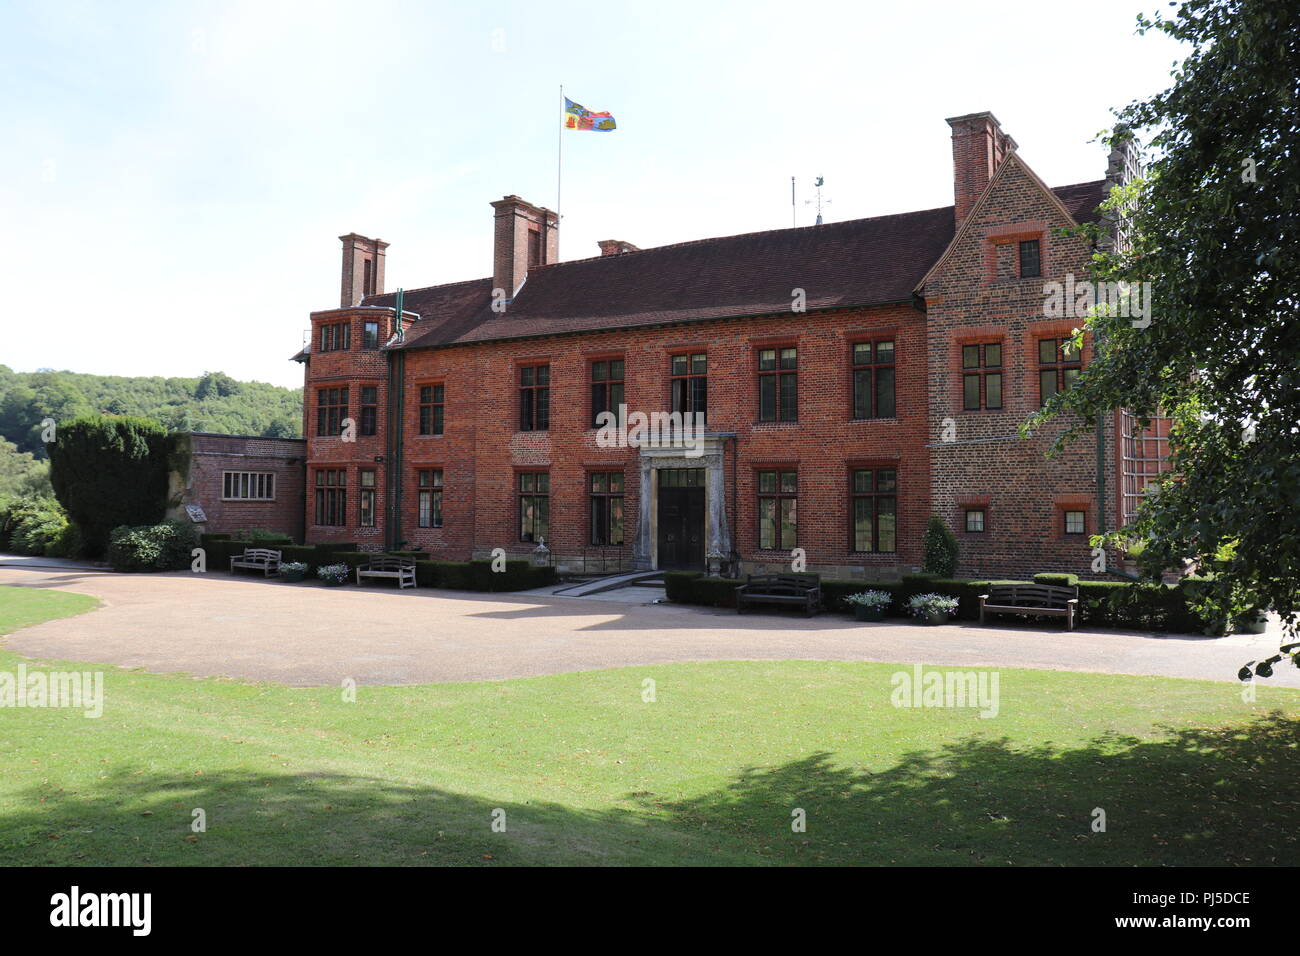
[1030,0,1300,642]
[0,366,301,457]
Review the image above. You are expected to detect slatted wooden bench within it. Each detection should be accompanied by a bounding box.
[229,547,282,577]
[735,573,822,616]
[356,555,416,589]
[979,584,1079,630]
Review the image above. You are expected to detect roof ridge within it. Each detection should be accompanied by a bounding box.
[539,203,960,269]
[364,275,492,301]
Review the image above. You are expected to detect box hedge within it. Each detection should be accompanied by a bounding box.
[1033,572,1080,587]
[664,568,1234,634]
[663,571,744,608]
[414,559,557,591]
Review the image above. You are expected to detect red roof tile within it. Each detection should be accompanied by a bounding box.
[360,182,1104,350]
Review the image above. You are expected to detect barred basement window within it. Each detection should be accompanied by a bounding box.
[319,322,351,352]
[1038,338,1081,406]
[590,359,624,427]
[417,469,443,528]
[316,387,349,437]
[1019,239,1041,278]
[360,386,378,436]
[851,468,897,553]
[852,340,895,419]
[358,469,376,527]
[222,471,275,501]
[520,365,550,431]
[363,321,380,349]
[670,353,708,419]
[758,347,797,422]
[314,469,346,526]
[964,508,986,533]
[418,384,444,436]
[757,469,797,550]
[1064,510,1086,535]
[961,342,1003,411]
[519,472,549,542]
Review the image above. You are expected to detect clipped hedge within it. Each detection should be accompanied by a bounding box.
[664,571,744,608]
[664,567,1234,634]
[1033,572,1080,587]
[200,537,252,573]
[108,520,199,572]
[415,559,557,591]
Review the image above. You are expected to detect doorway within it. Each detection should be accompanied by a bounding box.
[656,468,705,570]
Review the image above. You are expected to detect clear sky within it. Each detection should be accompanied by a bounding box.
[0,0,1185,388]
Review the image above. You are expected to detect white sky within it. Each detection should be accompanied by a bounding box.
[0,0,1185,388]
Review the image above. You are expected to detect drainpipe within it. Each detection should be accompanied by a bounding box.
[1096,410,1107,542]
[385,291,406,550]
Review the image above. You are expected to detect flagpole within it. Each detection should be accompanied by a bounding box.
[556,84,563,261]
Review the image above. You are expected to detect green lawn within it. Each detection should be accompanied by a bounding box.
[1,584,1297,866]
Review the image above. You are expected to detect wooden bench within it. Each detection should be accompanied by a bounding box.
[735,573,822,616]
[356,555,416,590]
[229,547,282,577]
[979,584,1079,630]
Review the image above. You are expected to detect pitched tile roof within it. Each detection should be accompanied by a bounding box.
[360,181,1105,351]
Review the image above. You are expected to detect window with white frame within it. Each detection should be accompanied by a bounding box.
[223,471,275,501]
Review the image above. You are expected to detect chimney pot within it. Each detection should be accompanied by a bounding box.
[945,111,1017,227]
[491,195,558,301]
[339,233,388,308]
[598,239,640,256]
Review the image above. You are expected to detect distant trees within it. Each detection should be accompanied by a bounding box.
[0,439,52,498]
[0,367,301,455]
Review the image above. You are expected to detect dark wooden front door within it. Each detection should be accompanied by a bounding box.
[657,469,705,570]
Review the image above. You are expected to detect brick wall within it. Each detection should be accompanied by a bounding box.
[923,156,1117,579]
[302,303,932,575]
[177,433,307,541]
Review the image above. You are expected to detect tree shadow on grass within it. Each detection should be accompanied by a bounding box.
[2,712,1296,866]
[639,711,1300,866]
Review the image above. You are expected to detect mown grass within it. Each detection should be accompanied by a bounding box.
[1,584,1297,866]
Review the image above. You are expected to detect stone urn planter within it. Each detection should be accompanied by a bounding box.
[280,562,308,583]
[855,605,886,622]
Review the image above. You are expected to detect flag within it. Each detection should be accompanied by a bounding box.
[564,97,616,131]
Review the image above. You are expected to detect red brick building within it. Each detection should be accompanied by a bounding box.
[168,432,307,540]
[291,111,1164,580]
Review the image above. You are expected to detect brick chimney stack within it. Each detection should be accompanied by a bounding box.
[491,195,558,300]
[598,239,640,256]
[339,233,388,308]
[946,112,1017,227]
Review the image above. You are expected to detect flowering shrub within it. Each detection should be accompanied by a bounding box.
[844,589,892,609]
[316,563,348,585]
[906,592,959,619]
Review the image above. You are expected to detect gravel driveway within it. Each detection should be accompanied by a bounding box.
[1,566,1296,689]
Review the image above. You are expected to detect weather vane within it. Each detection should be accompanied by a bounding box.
[805,176,831,225]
